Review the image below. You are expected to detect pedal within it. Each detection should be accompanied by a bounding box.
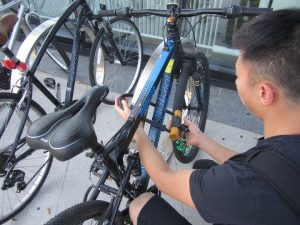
[44,78,56,90]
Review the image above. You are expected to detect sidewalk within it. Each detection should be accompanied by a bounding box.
[3,69,262,225]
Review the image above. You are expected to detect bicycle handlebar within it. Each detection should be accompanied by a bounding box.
[95,5,272,19]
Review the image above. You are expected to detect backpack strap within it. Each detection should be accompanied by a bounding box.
[230,149,300,215]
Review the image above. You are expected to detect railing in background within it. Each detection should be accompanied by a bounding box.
[28,0,273,78]
[29,0,230,53]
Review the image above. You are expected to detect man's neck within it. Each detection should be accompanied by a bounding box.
[263,109,300,138]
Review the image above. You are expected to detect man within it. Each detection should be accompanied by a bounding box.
[115,9,300,225]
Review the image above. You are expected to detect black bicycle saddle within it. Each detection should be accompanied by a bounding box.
[26,85,109,161]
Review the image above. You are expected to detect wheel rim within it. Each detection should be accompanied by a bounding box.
[92,19,142,102]
[174,79,201,156]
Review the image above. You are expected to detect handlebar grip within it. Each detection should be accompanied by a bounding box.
[226,5,272,18]
[243,7,272,16]
[97,7,131,17]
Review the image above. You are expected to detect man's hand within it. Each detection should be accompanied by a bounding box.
[114,97,144,140]
[114,97,131,121]
[183,118,205,149]
[184,118,238,163]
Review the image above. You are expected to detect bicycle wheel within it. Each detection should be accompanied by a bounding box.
[44,200,124,225]
[0,93,53,224]
[172,51,210,163]
[89,17,143,105]
[25,12,70,73]
[44,40,70,73]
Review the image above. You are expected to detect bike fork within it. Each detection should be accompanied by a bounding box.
[170,62,192,140]
[101,21,125,65]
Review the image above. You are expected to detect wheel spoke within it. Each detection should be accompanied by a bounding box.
[0,94,52,223]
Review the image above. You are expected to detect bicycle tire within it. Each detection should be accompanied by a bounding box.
[172,51,210,163]
[45,40,70,73]
[44,200,123,225]
[89,17,143,105]
[18,19,72,105]
[0,93,53,224]
[25,12,71,73]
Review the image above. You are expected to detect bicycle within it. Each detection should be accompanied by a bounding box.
[0,0,70,85]
[26,4,271,225]
[0,0,143,223]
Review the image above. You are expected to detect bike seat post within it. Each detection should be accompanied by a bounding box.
[91,142,105,154]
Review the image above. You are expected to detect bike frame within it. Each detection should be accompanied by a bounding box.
[0,0,97,182]
[0,1,94,168]
[0,0,137,193]
[27,0,127,107]
[85,9,199,224]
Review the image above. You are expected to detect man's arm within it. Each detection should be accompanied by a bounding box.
[114,99,195,207]
[184,119,238,163]
[135,126,195,208]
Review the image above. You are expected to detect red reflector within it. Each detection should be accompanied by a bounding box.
[2,59,16,69]
[17,62,27,72]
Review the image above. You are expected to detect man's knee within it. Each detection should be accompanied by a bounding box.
[129,192,155,225]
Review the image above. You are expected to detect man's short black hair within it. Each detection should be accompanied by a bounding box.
[232,9,300,102]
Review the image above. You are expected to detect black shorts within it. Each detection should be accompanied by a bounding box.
[137,195,192,225]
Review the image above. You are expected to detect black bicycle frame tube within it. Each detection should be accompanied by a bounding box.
[102,21,125,66]
[29,1,80,107]
[6,77,32,167]
[97,22,113,58]
[65,6,86,107]
[32,76,61,107]
[29,0,94,107]
[107,155,135,225]
[87,169,110,201]
[173,62,191,111]
[0,100,16,140]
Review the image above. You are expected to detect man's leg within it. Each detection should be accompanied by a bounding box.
[130,192,192,225]
[130,192,154,225]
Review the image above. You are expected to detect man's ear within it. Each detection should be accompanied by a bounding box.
[258,82,276,105]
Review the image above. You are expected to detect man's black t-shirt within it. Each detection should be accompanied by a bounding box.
[189,135,300,225]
